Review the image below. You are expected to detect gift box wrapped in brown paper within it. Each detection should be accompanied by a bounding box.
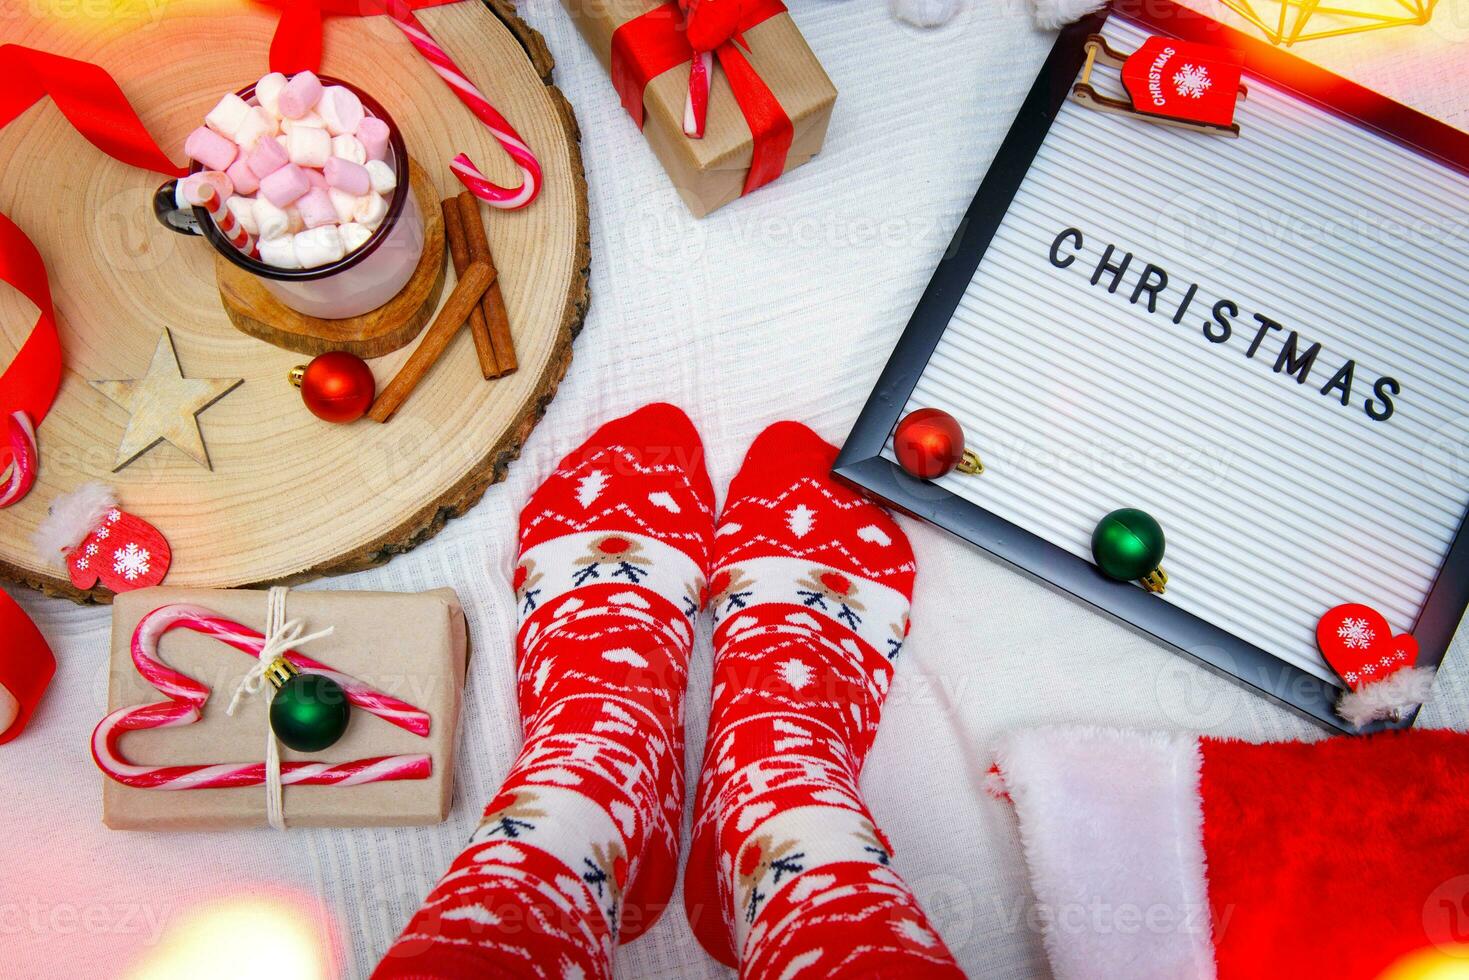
[563,0,837,217]
[101,587,468,831]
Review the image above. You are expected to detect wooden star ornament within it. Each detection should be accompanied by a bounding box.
[90,329,242,471]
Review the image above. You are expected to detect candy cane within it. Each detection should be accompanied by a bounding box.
[0,411,37,509]
[380,0,541,210]
[92,604,431,791]
[684,51,712,138]
[184,177,258,259]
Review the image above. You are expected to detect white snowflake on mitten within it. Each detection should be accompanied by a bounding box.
[113,542,151,581]
[1173,64,1212,99]
[1337,617,1375,650]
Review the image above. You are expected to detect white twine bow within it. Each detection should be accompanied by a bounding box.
[227,586,334,830]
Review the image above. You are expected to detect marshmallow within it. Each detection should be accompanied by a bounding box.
[254,72,288,118]
[252,197,290,240]
[339,221,373,254]
[258,235,301,269]
[259,163,311,207]
[328,188,361,224]
[281,112,326,134]
[278,71,323,119]
[353,192,389,229]
[184,126,236,171]
[204,93,252,140]
[324,157,371,196]
[318,86,365,137]
[363,159,397,195]
[293,225,346,268]
[246,135,290,179]
[177,170,233,207]
[286,126,331,168]
[331,134,366,165]
[225,158,260,196]
[305,167,329,191]
[225,195,259,237]
[284,206,305,235]
[355,117,390,162]
[296,188,338,229]
[233,107,277,153]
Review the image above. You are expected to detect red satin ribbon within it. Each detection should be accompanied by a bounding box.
[260,0,463,73]
[0,588,56,744]
[0,45,186,486]
[611,0,794,196]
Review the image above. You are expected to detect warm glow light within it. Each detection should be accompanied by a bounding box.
[1378,947,1469,980]
[24,0,238,31]
[124,892,334,980]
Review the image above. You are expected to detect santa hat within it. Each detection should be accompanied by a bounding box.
[988,726,1469,980]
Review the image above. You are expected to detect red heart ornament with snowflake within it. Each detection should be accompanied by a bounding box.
[1120,36,1244,130]
[67,507,170,593]
[1316,603,1418,691]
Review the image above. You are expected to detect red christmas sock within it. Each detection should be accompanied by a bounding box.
[374,403,714,980]
[683,421,964,977]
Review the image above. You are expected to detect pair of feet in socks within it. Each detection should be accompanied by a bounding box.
[373,404,963,979]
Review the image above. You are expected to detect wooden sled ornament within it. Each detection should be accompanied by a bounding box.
[1073,34,1248,138]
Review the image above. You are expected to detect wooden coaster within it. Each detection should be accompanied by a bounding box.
[0,0,589,603]
[215,158,447,358]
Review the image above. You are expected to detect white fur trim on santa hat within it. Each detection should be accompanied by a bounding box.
[1031,0,1107,30]
[990,727,1217,980]
[31,481,116,565]
[890,0,963,28]
[1337,667,1436,728]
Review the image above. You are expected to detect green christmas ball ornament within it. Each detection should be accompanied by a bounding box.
[266,661,351,753]
[1091,508,1169,593]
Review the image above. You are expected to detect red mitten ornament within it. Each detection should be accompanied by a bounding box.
[33,482,170,593]
[1316,603,1433,727]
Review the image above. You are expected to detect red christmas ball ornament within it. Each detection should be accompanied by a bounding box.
[893,408,984,479]
[290,352,375,423]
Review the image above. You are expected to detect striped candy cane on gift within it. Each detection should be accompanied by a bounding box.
[684,51,712,138]
[379,0,541,209]
[183,176,258,259]
[0,411,37,508]
[92,604,432,790]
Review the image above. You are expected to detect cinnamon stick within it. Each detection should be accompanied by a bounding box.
[457,191,517,376]
[440,197,498,380]
[369,262,494,423]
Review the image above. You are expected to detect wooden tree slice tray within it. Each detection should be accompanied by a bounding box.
[217,158,449,358]
[0,0,590,603]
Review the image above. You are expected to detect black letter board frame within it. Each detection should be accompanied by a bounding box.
[835,0,1469,733]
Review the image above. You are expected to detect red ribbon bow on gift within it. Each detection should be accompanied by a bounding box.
[611,0,794,197]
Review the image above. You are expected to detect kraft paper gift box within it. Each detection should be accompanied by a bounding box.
[562,0,838,217]
[101,586,468,831]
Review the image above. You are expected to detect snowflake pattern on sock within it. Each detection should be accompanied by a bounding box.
[375,405,714,980]
[683,421,963,978]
